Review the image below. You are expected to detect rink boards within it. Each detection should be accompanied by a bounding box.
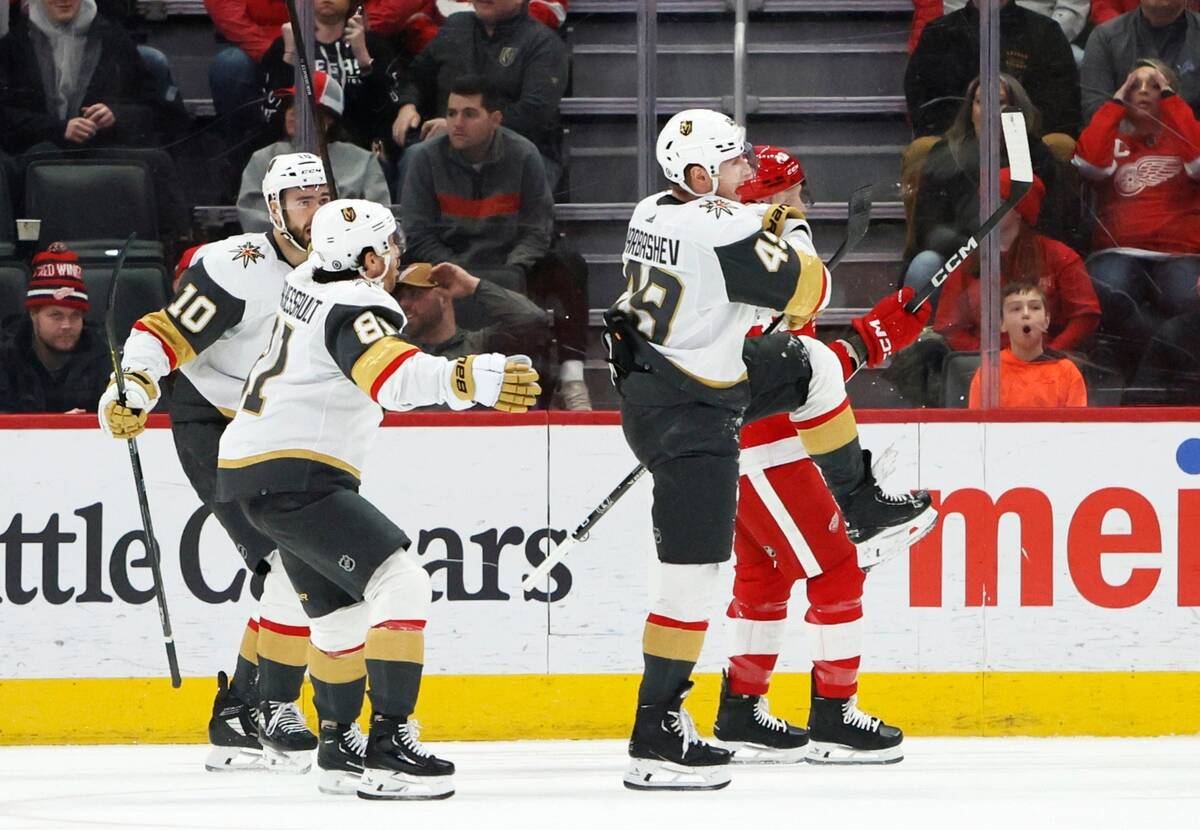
[2,410,1200,743]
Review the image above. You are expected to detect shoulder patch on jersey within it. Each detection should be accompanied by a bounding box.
[231,240,266,268]
[702,198,736,220]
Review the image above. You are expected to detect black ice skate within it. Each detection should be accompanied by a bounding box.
[204,671,265,772]
[712,671,809,764]
[625,681,732,790]
[357,715,455,800]
[840,450,938,571]
[256,699,318,774]
[317,721,367,795]
[807,677,904,765]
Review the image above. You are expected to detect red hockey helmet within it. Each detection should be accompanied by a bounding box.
[737,144,807,203]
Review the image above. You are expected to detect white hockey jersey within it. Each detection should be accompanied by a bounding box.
[216,259,470,499]
[122,232,291,420]
[613,192,830,387]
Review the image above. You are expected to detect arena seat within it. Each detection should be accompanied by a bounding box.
[0,262,30,325]
[81,262,169,341]
[941,351,981,408]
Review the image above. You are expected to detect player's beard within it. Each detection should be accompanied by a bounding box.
[284,214,311,250]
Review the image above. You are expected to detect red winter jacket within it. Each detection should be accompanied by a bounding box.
[1073,96,1200,254]
[205,0,431,61]
[1091,1,1199,25]
[933,235,1101,352]
[909,0,944,53]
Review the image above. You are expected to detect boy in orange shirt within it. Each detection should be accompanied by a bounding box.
[969,280,1087,408]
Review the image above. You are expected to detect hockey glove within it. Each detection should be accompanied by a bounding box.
[850,287,931,368]
[98,371,160,439]
[448,354,542,413]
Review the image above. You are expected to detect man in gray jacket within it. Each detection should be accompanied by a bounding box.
[1081,0,1200,118]
[401,74,590,409]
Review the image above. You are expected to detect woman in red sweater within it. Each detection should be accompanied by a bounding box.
[934,170,1102,353]
[1073,58,1200,366]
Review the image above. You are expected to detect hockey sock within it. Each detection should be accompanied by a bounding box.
[308,643,367,725]
[638,614,708,706]
[365,620,425,719]
[726,615,786,696]
[256,618,310,702]
[231,617,260,704]
[794,399,864,502]
[806,555,864,698]
[728,653,779,697]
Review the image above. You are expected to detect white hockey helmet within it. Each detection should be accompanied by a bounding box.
[262,152,328,248]
[656,109,751,196]
[309,199,398,281]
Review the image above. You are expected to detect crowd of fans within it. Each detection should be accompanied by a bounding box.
[0,0,1196,413]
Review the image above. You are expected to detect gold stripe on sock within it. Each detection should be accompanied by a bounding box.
[308,644,367,684]
[796,404,859,456]
[238,623,258,666]
[642,622,706,663]
[257,627,309,668]
[365,628,424,665]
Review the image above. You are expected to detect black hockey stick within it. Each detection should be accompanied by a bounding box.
[284,0,340,199]
[104,233,183,689]
[521,189,875,592]
[904,110,1033,313]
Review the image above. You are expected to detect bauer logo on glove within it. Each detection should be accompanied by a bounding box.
[98,371,160,440]
[447,354,541,413]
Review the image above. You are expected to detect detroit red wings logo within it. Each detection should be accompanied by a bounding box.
[1115,156,1183,196]
[231,241,265,268]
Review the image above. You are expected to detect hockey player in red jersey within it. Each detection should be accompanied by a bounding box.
[711,145,936,765]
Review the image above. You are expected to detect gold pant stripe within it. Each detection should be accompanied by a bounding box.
[257,627,309,668]
[217,448,361,480]
[642,622,706,663]
[308,644,367,684]
[365,628,424,665]
[136,310,197,367]
[350,337,419,399]
[238,623,258,666]
[795,405,860,457]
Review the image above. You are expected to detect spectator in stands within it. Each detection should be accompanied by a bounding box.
[401,75,590,409]
[404,1,568,54]
[1093,0,1199,25]
[904,75,1082,306]
[260,0,406,154]
[393,0,569,189]
[933,170,1101,352]
[237,71,389,231]
[968,280,1089,406]
[0,0,158,155]
[1126,275,1200,403]
[1082,0,1200,118]
[1073,59,1200,375]
[905,0,1081,141]
[391,259,554,376]
[0,243,110,413]
[940,1,1092,62]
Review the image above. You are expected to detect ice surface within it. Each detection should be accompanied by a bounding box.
[0,738,1196,830]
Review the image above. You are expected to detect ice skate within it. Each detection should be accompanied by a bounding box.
[357,715,455,800]
[317,721,367,795]
[712,671,809,764]
[204,671,265,772]
[256,700,318,774]
[625,681,732,790]
[841,450,937,569]
[807,676,903,765]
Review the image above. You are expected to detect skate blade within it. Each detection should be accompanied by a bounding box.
[623,758,732,791]
[858,507,939,572]
[713,739,809,765]
[317,767,365,795]
[357,769,455,800]
[805,740,904,765]
[261,744,314,775]
[204,744,266,773]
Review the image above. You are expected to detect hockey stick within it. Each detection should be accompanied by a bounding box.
[284,0,340,199]
[520,189,875,593]
[104,233,183,689]
[904,110,1033,313]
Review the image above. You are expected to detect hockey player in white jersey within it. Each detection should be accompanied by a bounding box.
[607,110,930,790]
[98,153,333,774]
[215,199,539,800]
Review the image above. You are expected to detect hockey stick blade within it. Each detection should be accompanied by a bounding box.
[103,234,183,689]
[904,110,1032,314]
[520,465,648,593]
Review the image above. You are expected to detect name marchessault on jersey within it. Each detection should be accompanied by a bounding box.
[624,226,680,267]
[279,282,324,323]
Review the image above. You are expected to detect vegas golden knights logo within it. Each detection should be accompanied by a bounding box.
[341,206,357,222]
[679,120,693,136]
[499,47,518,66]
